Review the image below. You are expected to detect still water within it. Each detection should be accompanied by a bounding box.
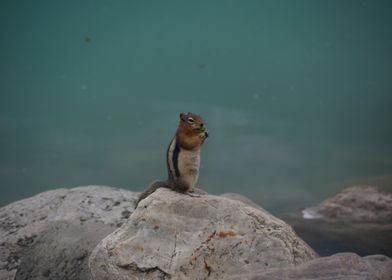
[1,1,391,213]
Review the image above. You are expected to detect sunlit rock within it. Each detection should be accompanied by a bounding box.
[89,188,316,280]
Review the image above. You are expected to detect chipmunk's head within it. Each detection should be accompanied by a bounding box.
[177,112,208,150]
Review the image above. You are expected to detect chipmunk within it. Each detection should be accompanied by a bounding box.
[135,112,209,208]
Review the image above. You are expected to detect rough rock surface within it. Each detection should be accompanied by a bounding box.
[89,188,317,280]
[302,186,392,223]
[281,186,392,256]
[0,186,137,280]
[220,193,268,213]
[226,252,392,280]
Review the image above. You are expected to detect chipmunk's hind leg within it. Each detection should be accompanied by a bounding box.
[187,187,208,197]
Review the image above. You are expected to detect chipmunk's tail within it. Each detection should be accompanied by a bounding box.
[134,180,170,209]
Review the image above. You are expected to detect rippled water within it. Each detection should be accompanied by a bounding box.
[1,1,391,213]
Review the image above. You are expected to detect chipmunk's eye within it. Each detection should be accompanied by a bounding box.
[187,117,194,124]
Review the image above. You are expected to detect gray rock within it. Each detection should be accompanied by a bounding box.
[220,193,268,213]
[226,252,392,280]
[280,185,392,256]
[0,186,138,280]
[89,188,317,280]
[302,185,392,223]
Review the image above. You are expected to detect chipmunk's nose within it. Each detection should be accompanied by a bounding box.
[205,131,209,138]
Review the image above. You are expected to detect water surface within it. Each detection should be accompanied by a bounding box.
[1,1,391,213]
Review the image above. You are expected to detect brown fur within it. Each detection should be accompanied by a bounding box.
[135,112,208,208]
[176,112,207,150]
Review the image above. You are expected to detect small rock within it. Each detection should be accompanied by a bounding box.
[281,185,392,256]
[302,186,392,223]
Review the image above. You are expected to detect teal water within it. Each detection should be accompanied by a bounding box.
[1,1,391,213]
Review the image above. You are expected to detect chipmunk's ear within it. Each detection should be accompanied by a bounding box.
[180,113,185,120]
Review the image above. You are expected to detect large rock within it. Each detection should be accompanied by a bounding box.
[0,186,138,280]
[281,185,392,256]
[89,188,317,280]
[220,193,269,213]
[226,253,392,280]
